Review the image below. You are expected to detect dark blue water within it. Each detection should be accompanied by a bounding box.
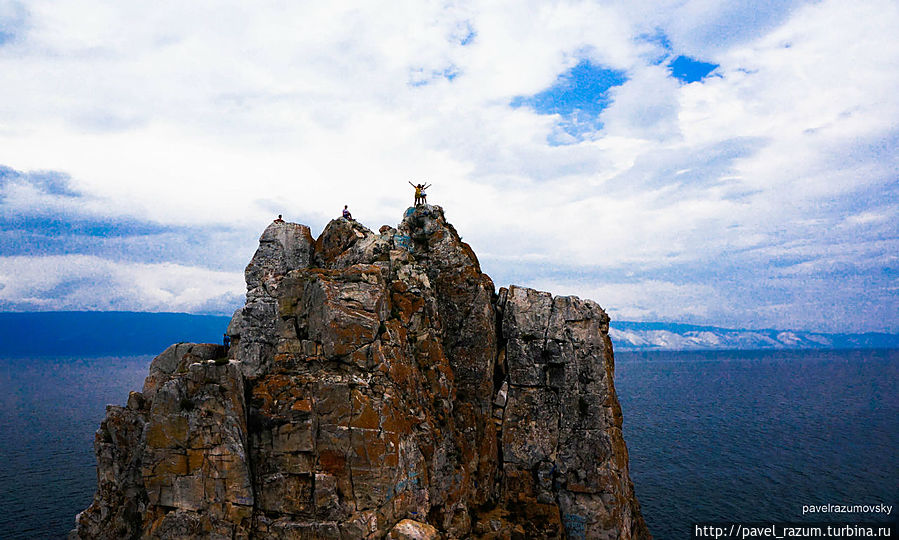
[0,350,896,539]
[0,356,150,539]
[616,349,899,539]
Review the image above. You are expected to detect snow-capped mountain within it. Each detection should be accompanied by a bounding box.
[610,321,899,351]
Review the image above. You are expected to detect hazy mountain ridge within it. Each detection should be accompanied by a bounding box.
[611,321,899,351]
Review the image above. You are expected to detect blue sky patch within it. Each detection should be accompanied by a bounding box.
[511,60,627,139]
[669,55,719,83]
[0,2,27,46]
[458,23,476,46]
[512,60,627,117]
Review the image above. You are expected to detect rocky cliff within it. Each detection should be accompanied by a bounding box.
[72,206,650,539]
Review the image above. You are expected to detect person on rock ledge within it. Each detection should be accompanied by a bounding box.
[408,181,431,205]
[275,214,284,222]
[342,205,353,220]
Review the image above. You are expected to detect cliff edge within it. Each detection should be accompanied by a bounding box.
[72,205,650,539]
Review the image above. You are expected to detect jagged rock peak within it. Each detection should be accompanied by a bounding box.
[245,219,314,293]
[72,206,650,539]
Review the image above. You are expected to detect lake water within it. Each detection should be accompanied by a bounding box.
[0,355,150,539]
[0,349,896,539]
[616,349,898,539]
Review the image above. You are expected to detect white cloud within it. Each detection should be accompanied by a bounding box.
[0,255,244,313]
[526,278,725,323]
[0,0,896,330]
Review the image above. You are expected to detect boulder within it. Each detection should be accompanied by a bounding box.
[388,519,442,540]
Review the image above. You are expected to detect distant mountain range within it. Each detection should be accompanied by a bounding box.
[610,321,899,351]
[0,312,896,357]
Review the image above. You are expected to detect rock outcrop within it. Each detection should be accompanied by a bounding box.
[72,206,650,539]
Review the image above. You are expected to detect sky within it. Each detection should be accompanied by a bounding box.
[0,0,897,333]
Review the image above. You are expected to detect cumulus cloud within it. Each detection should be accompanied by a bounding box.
[0,164,258,269]
[0,0,896,330]
[0,255,244,313]
[528,277,726,322]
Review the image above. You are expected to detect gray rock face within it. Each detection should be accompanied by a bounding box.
[231,220,315,379]
[74,348,251,540]
[73,208,650,539]
[245,220,315,293]
[398,205,499,512]
[141,360,253,537]
[495,286,648,539]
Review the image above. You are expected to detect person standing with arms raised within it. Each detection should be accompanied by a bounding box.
[408,181,431,206]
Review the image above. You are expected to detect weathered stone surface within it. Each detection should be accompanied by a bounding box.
[388,518,442,539]
[494,285,650,539]
[73,350,252,539]
[73,211,649,539]
[245,220,314,293]
[313,217,392,269]
[71,402,147,540]
[231,219,315,379]
[142,342,226,400]
[390,205,500,532]
[141,361,253,538]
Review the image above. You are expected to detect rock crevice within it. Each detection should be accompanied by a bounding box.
[72,206,650,539]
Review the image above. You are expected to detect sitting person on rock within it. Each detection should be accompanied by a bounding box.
[342,205,353,220]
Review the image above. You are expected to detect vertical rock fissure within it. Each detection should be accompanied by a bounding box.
[345,387,358,514]
[492,292,508,502]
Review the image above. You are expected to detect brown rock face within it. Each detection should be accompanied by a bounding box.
[72,207,649,539]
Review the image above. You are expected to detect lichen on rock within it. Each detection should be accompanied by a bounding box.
[71,205,650,539]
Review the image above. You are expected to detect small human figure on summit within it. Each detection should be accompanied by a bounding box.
[275,214,284,222]
[342,205,353,220]
[408,181,432,206]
